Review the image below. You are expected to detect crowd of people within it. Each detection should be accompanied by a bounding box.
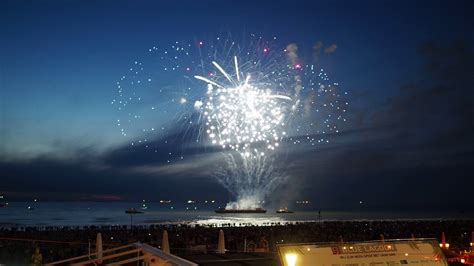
[0,219,472,264]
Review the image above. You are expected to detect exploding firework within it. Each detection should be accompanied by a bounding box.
[194,56,292,158]
[112,34,348,209]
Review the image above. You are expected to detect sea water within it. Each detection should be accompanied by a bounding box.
[0,202,471,228]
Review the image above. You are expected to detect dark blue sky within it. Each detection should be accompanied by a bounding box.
[1,0,473,209]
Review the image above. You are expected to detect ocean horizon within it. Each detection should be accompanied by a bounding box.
[1,202,472,228]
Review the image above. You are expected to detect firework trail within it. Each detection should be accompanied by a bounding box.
[112,34,348,209]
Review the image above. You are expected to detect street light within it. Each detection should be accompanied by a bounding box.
[285,253,298,266]
[439,243,450,249]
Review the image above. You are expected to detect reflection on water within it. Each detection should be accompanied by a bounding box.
[0,202,471,227]
[192,215,286,226]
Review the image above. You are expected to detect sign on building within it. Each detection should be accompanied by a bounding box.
[277,239,447,266]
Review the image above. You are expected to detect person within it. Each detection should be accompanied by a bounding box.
[31,246,43,266]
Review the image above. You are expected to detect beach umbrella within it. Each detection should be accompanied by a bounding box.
[471,231,473,252]
[96,232,103,264]
[439,232,450,249]
[162,230,170,254]
[217,229,225,254]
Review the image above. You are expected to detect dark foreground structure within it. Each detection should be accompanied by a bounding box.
[0,220,473,265]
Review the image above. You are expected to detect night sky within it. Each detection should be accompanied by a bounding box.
[1,0,473,210]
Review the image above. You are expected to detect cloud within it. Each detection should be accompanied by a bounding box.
[286,43,299,65]
[312,41,324,62]
[373,40,474,151]
[129,152,223,177]
[0,118,226,201]
[312,41,337,61]
[270,40,474,209]
[0,154,225,201]
[313,41,323,52]
[324,44,337,54]
[1,40,473,209]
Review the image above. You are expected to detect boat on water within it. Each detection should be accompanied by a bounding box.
[276,207,294,213]
[215,208,267,214]
[0,195,7,208]
[125,208,144,214]
[141,200,148,210]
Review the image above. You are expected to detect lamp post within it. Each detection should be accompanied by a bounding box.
[439,243,450,249]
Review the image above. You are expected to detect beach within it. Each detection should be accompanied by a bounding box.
[1,218,472,265]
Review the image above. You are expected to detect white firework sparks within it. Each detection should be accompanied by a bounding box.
[195,57,292,157]
[113,35,349,209]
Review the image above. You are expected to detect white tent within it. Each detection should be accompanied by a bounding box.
[96,233,103,264]
[162,230,170,254]
[217,229,225,254]
[471,231,473,252]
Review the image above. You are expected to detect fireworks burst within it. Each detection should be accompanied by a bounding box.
[112,34,349,208]
[194,56,292,157]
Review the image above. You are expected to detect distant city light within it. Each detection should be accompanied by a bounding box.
[296,200,310,204]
